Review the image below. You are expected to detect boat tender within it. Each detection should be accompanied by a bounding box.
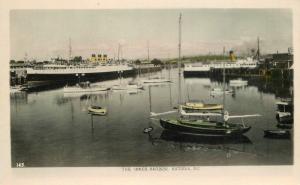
[88,106,107,115]
[264,130,290,139]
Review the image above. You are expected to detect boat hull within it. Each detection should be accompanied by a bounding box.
[160,119,251,137]
[182,103,223,110]
[183,71,210,77]
[142,79,171,83]
[276,112,293,123]
[63,87,109,93]
[27,69,135,82]
[264,130,291,139]
[88,107,107,116]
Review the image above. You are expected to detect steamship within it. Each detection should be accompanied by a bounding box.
[24,63,135,91]
[183,52,258,77]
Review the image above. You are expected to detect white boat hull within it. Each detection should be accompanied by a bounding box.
[112,84,144,90]
[142,79,171,83]
[63,87,109,93]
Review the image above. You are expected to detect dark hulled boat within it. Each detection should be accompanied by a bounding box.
[264,130,291,139]
[160,118,251,137]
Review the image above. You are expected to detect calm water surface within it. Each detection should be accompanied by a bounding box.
[11,69,293,167]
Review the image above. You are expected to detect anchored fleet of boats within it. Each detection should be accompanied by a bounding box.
[10,13,293,140]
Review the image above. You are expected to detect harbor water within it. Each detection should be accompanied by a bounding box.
[10,68,293,167]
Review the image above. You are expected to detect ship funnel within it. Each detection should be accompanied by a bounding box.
[229,50,236,62]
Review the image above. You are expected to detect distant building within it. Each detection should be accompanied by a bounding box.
[272,53,293,69]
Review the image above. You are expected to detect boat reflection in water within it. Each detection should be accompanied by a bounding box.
[143,127,253,159]
[159,130,252,145]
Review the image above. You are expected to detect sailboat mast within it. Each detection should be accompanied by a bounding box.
[257,37,260,61]
[178,13,182,105]
[222,63,226,117]
[68,38,72,62]
[147,41,150,63]
[117,43,120,64]
[222,47,226,122]
[178,13,182,75]
[147,41,151,76]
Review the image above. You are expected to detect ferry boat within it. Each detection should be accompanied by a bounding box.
[183,57,258,77]
[26,64,135,82]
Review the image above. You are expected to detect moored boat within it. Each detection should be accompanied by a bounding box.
[210,88,234,95]
[10,85,26,93]
[182,102,223,110]
[264,130,290,139]
[88,105,107,115]
[142,77,171,83]
[229,79,248,86]
[275,99,293,123]
[160,118,251,137]
[26,64,135,82]
[111,84,144,90]
[63,82,110,93]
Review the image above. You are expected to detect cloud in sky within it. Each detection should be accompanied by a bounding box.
[10,9,292,61]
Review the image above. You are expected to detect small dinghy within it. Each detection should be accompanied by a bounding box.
[142,77,171,83]
[210,88,234,96]
[229,79,248,86]
[143,127,154,134]
[264,130,290,139]
[88,106,107,116]
[277,123,293,129]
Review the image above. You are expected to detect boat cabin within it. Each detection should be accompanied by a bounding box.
[276,101,293,113]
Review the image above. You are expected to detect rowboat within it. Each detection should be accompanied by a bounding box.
[88,106,107,115]
[210,88,234,95]
[264,130,290,139]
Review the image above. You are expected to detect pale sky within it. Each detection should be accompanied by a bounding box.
[10,9,292,61]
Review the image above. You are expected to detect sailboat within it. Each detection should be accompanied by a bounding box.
[142,41,171,84]
[111,73,144,90]
[112,45,144,91]
[159,13,260,137]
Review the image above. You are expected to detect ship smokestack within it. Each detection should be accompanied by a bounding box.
[229,50,236,62]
